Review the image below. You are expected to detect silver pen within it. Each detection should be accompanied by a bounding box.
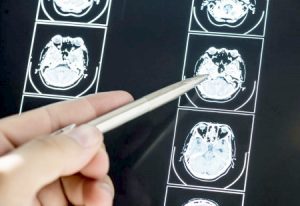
[54,74,207,135]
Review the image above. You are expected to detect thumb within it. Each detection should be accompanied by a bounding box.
[0,125,103,203]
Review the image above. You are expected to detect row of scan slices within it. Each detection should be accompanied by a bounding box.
[22,30,264,113]
[21,0,268,112]
[21,0,112,112]
[39,0,269,35]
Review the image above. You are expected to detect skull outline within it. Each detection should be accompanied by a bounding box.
[183,198,219,206]
[201,0,256,27]
[181,122,236,182]
[35,35,89,90]
[51,0,101,17]
[194,47,246,103]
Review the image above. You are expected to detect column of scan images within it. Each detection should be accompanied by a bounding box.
[20,0,112,112]
[164,0,270,205]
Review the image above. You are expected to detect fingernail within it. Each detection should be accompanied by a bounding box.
[67,125,103,148]
[98,182,115,198]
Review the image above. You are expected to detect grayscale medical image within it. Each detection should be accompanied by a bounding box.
[201,0,255,26]
[26,24,105,97]
[180,34,263,112]
[194,47,246,102]
[182,122,236,182]
[1,0,299,205]
[165,187,243,205]
[169,109,253,190]
[191,0,268,35]
[52,0,100,17]
[183,198,219,206]
[36,35,88,90]
[40,0,109,24]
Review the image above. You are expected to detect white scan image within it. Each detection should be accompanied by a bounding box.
[183,198,219,206]
[51,0,100,17]
[201,0,256,26]
[181,122,236,181]
[194,47,246,102]
[35,35,88,90]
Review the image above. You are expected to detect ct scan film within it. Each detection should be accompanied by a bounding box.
[17,0,271,205]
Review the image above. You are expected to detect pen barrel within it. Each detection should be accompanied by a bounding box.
[87,75,207,133]
[87,81,195,133]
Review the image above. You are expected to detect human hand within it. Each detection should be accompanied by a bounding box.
[0,91,133,206]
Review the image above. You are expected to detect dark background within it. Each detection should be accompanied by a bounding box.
[0,0,300,205]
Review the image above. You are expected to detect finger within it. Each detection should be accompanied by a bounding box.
[37,180,68,206]
[0,125,103,205]
[0,91,133,146]
[32,198,42,206]
[0,132,14,155]
[80,143,109,179]
[83,176,115,206]
[62,174,114,206]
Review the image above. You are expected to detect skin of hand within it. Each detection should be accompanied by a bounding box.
[0,91,133,206]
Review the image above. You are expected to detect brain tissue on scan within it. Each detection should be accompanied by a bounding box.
[201,0,256,26]
[183,198,219,206]
[36,35,88,90]
[181,122,236,181]
[53,0,100,16]
[194,47,246,102]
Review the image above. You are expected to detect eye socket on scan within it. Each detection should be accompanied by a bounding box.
[52,35,63,45]
[194,47,246,102]
[201,0,256,26]
[35,35,89,90]
[52,0,100,16]
[183,198,219,206]
[181,122,236,181]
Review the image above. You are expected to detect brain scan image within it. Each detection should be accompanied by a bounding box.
[183,198,219,206]
[34,35,88,90]
[192,0,269,35]
[52,0,100,17]
[201,0,256,27]
[181,122,236,181]
[194,47,246,102]
[41,0,109,23]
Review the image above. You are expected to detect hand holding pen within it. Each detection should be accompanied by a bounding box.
[0,75,206,206]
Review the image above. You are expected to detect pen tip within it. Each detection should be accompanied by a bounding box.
[186,74,208,86]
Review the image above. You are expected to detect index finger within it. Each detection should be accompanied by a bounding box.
[0,91,133,146]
